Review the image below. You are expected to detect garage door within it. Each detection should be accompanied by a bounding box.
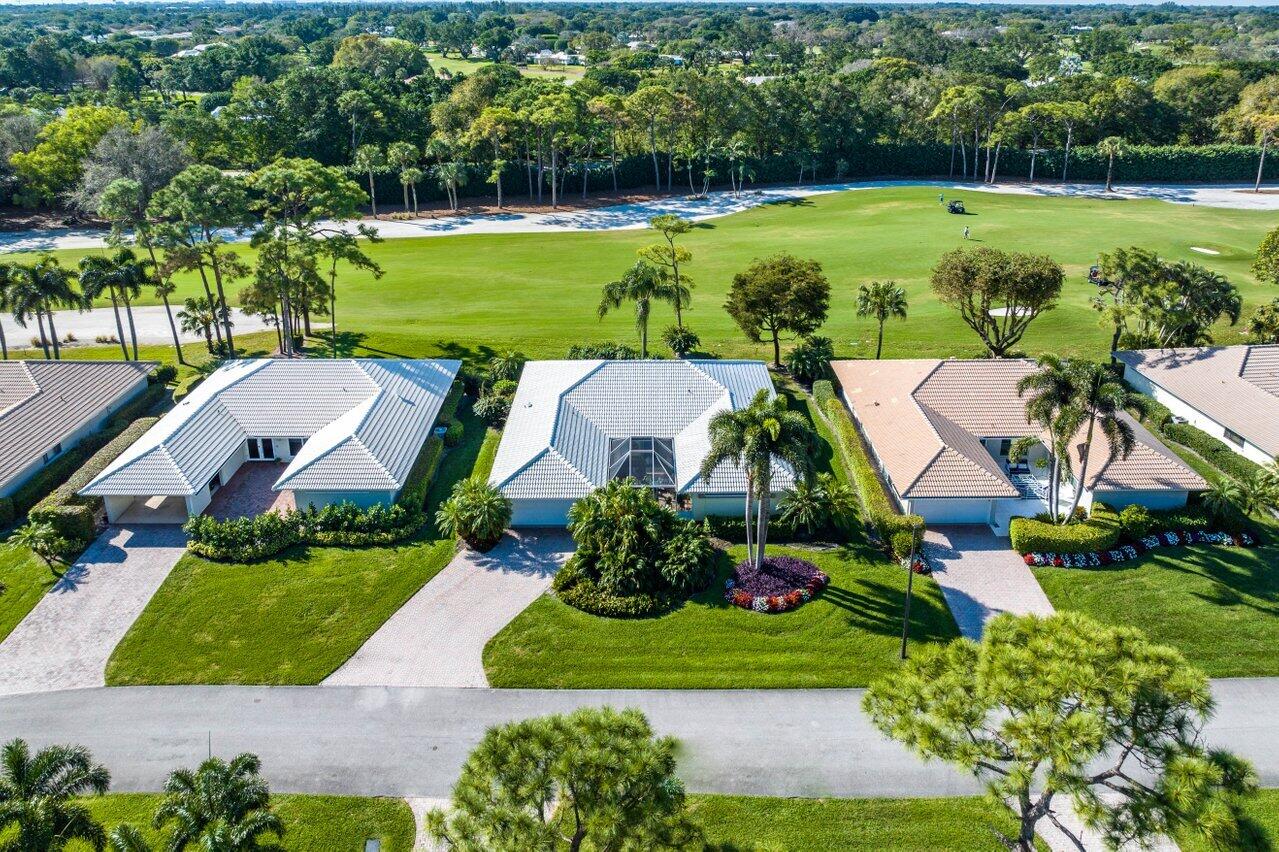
[510,498,576,527]
[910,498,992,525]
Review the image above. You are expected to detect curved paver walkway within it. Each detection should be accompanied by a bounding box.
[923,525,1054,640]
[0,525,187,696]
[324,530,572,688]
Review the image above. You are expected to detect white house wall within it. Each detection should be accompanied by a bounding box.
[1093,489,1188,511]
[510,498,578,527]
[294,489,397,511]
[188,444,250,517]
[1123,367,1272,465]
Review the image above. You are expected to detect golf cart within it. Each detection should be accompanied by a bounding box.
[947,200,965,214]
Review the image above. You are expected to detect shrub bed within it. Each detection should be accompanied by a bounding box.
[1009,503,1121,555]
[812,380,924,545]
[1161,423,1265,482]
[1024,528,1256,569]
[725,555,829,614]
[184,502,422,562]
[553,558,683,618]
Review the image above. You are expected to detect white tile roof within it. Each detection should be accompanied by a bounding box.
[1115,345,1279,457]
[0,360,155,490]
[80,359,459,497]
[489,360,796,500]
[832,358,1205,501]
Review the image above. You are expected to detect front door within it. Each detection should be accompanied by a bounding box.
[247,438,276,461]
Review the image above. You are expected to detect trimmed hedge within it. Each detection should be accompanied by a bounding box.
[812,380,924,543]
[0,497,13,528]
[184,501,422,562]
[1161,423,1265,483]
[28,416,160,542]
[398,436,444,511]
[1010,503,1122,555]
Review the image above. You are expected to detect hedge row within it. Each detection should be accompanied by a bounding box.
[28,417,160,542]
[1009,503,1122,555]
[7,379,166,521]
[1161,423,1265,483]
[398,436,444,512]
[185,502,422,562]
[812,380,924,545]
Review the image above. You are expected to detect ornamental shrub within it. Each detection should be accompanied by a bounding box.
[473,393,511,425]
[562,479,716,614]
[443,420,464,448]
[1119,505,1155,540]
[1161,423,1264,482]
[661,325,700,357]
[1009,503,1121,555]
[184,501,421,562]
[0,497,13,528]
[776,472,856,538]
[150,364,177,386]
[553,561,677,618]
[785,335,834,384]
[435,478,512,551]
[566,342,641,360]
[890,530,917,560]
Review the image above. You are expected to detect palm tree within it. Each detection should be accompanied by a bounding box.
[78,255,130,360]
[10,258,78,359]
[701,389,815,570]
[597,261,680,358]
[109,248,148,361]
[12,520,70,577]
[855,281,908,359]
[153,753,282,852]
[1098,136,1128,192]
[0,738,111,851]
[1063,361,1143,519]
[1017,354,1082,523]
[435,162,466,212]
[0,263,15,360]
[353,144,386,218]
[386,141,419,213]
[178,296,219,354]
[1204,472,1278,520]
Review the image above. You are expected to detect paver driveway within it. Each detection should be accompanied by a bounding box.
[324,530,573,688]
[923,525,1054,640]
[0,525,187,696]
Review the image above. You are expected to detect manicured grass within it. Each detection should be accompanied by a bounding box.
[1034,517,1279,678]
[688,794,1030,851]
[484,540,957,688]
[105,534,456,685]
[19,187,1277,365]
[1178,788,1279,852]
[0,542,53,644]
[67,793,415,851]
[105,393,495,686]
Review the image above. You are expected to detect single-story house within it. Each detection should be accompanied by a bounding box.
[831,359,1206,535]
[489,359,796,527]
[0,360,156,500]
[81,358,460,524]
[1115,345,1279,466]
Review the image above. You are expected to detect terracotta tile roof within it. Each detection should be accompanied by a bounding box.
[1116,345,1279,456]
[831,358,1205,501]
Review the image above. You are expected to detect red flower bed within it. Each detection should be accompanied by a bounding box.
[725,555,829,613]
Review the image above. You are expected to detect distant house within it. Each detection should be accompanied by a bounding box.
[0,361,155,500]
[81,359,459,524]
[489,360,796,526]
[831,359,1204,534]
[1116,345,1279,466]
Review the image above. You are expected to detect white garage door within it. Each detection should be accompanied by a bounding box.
[910,498,992,525]
[510,498,576,527]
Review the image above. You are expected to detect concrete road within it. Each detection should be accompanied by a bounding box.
[0,679,1275,799]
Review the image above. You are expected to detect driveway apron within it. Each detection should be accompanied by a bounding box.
[0,525,187,696]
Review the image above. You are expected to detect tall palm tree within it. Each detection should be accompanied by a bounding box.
[11,258,78,359]
[1098,136,1128,192]
[597,261,680,358]
[353,144,386,219]
[855,281,908,359]
[109,248,148,361]
[1017,354,1081,523]
[153,753,283,852]
[78,255,130,360]
[1063,361,1143,519]
[0,738,111,851]
[701,389,815,570]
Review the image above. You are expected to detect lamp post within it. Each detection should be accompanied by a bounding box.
[900,519,923,660]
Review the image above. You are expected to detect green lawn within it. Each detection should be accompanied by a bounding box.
[64,793,415,851]
[17,187,1276,366]
[689,794,1029,851]
[1178,788,1279,852]
[1035,515,1279,678]
[0,542,53,644]
[105,398,495,686]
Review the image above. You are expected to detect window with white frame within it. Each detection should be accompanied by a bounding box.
[608,437,676,488]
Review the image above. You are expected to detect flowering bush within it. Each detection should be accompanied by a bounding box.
[1022,528,1255,569]
[725,555,829,613]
